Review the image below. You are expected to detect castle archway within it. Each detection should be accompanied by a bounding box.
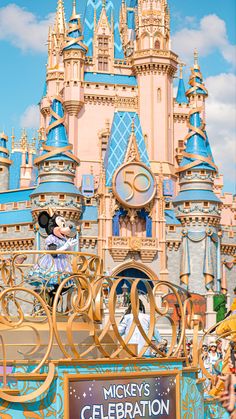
[112,261,158,294]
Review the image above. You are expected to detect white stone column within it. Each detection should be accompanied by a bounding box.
[205,290,216,330]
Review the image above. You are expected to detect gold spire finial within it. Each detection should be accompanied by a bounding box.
[102,0,106,9]
[71,0,77,18]
[55,0,66,35]
[194,48,199,69]
[179,62,186,79]
[11,128,15,150]
[131,118,135,134]
[20,129,28,151]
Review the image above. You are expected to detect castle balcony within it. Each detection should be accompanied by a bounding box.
[108,236,158,262]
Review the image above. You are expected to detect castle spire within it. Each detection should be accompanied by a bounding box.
[46,97,68,148]
[176,62,188,104]
[55,0,66,35]
[186,50,208,98]
[177,108,217,173]
[194,48,199,69]
[64,5,87,53]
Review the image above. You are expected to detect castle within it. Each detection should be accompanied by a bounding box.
[0,0,235,315]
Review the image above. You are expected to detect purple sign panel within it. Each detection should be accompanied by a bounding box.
[67,373,178,419]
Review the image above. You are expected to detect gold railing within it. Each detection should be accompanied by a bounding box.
[0,250,210,402]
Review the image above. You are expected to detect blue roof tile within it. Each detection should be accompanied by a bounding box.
[81,205,98,221]
[176,78,188,104]
[0,188,34,204]
[31,182,79,196]
[83,0,124,59]
[173,190,221,204]
[104,111,149,186]
[9,151,22,190]
[180,110,216,171]
[64,16,87,52]
[165,210,181,225]
[0,209,32,226]
[84,72,137,85]
[46,99,68,148]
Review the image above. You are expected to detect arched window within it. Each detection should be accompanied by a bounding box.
[154,39,160,50]
[142,34,149,50]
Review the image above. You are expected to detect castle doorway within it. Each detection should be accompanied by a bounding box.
[112,263,158,295]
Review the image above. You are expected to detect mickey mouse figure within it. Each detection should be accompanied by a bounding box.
[38,211,77,276]
[29,211,77,307]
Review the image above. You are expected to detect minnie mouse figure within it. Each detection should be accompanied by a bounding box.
[29,211,77,303]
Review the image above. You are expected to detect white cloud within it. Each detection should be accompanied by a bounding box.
[0,4,54,53]
[172,14,236,68]
[20,105,40,129]
[205,73,236,182]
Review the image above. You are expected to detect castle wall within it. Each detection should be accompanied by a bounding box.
[0,164,9,191]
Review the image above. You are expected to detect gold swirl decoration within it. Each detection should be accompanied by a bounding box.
[0,286,55,403]
[65,19,88,52]
[186,67,208,97]
[176,107,218,173]
[0,249,211,402]
[34,96,80,166]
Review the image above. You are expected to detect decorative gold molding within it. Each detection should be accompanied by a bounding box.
[84,94,138,109]
[0,238,34,251]
[79,237,97,249]
[221,243,236,256]
[108,236,158,262]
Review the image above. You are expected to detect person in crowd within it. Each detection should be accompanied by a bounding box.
[216,338,223,359]
[201,344,211,373]
[209,296,236,397]
[158,338,168,355]
[118,299,161,357]
[186,342,193,364]
[208,342,220,372]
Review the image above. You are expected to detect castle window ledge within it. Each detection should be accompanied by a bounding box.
[0,237,34,251]
[79,237,97,249]
[108,236,158,262]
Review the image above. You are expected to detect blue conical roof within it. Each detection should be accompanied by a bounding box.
[46,99,68,148]
[41,98,78,163]
[186,67,208,97]
[176,78,188,104]
[64,15,87,52]
[180,109,216,171]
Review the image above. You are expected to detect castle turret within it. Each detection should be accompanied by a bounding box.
[31,96,82,224]
[63,0,88,155]
[186,49,208,122]
[0,132,12,191]
[132,0,178,176]
[46,0,66,99]
[176,63,188,105]
[173,107,222,294]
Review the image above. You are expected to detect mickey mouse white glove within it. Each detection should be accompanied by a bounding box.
[59,238,77,251]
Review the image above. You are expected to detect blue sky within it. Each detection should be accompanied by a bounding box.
[0,0,235,192]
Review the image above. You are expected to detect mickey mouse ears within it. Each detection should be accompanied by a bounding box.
[38,211,50,229]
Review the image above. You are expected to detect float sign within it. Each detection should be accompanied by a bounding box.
[68,374,178,419]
